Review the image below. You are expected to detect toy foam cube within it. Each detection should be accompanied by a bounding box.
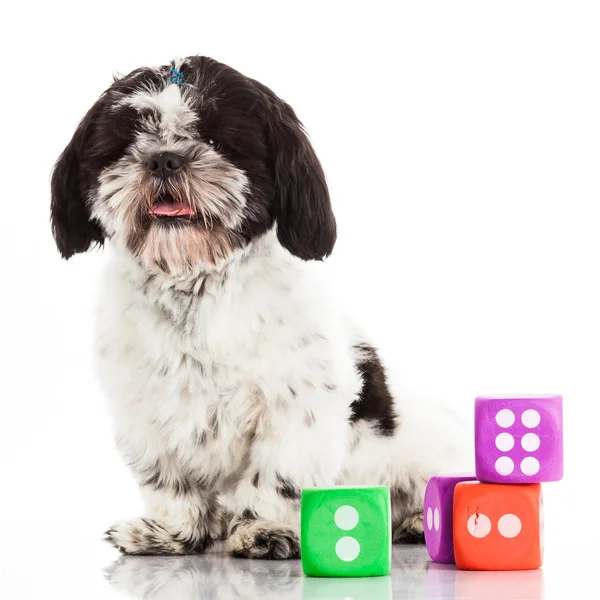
[475,394,563,483]
[301,486,391,577]
[453,481,543,571]
[424,474,477,563]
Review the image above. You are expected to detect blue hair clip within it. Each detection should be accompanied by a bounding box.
[170,67,184,87]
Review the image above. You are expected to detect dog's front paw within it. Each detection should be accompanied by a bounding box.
[105,518,169,555]
[105,517,211,555]
[227,520,300,559]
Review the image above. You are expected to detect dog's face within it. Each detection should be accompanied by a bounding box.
[51,57,336,274]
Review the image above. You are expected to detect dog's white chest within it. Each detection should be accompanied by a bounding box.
[94,264,277,483]
[93,240,358,495]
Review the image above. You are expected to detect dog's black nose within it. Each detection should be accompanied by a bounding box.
[146,152,184,178]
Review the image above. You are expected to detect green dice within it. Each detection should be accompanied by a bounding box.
[301,485,391,577]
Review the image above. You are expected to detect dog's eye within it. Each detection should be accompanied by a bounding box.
[208,139,221,150]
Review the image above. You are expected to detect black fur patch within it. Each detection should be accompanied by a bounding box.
[50,99,107,259]
[207,409,220,436]
[241,508,257,520]
[138,461,212,497]
[350,344,397,436]
[229,509,258,535]
[276,473,301,501]
[251,472,260,487]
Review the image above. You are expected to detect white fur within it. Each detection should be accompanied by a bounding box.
[97,227,469,553]
[49,56,470,556]
[123,83,197,140]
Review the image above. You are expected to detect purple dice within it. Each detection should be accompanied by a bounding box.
[424,474,477,563]
[475,394,563,483]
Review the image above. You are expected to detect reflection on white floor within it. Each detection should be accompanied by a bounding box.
[302,576,392,600]
[105,544,544,600]
[426,563,544,600]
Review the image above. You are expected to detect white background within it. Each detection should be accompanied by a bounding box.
[1,1,598,597]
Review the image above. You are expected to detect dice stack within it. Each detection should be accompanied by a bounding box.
[424,394,563,571]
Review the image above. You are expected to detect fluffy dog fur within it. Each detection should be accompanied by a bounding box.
[51,56,467,558]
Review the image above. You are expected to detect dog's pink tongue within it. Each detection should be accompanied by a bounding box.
[151,203,194,216]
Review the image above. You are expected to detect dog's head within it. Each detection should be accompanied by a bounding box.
[51,57,336,274]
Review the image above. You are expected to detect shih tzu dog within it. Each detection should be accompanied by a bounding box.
[51,56,466,559]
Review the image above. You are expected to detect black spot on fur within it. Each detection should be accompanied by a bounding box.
[251,472,260,487]
[139,461,212,496]
[157,257,169,273]
[304,410,316,427]
[207,410,219,436]
[253,533,270,550]
[229,509,258,535]
[178,297,196,328]
[350,344,397,437]
[288,386,297,398]
[192,357,205,377]
[276,473,301,501]
[173,287,195,298]
[241,509,257,520]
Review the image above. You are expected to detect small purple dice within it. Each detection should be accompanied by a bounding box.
[475,394,563,484]
[424,474,476,563]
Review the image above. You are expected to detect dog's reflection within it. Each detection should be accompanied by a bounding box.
[105,547,303,599]
[108,545,498,600]
[106,553,395,600]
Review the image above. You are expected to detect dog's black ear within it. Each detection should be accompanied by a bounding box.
[51,98,106,259]
[263,92,336,261]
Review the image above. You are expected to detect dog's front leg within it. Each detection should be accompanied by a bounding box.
[225,387,351,559]
[105,485,226,555]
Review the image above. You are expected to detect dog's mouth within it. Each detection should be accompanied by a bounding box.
[149,193,195,219]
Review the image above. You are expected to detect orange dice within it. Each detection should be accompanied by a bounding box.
[453,482,543,570]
